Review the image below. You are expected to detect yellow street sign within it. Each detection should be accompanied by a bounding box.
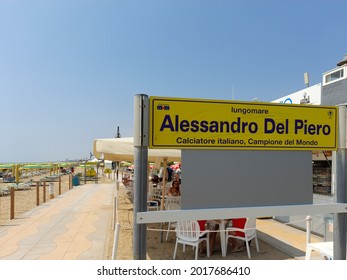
[149,97,337,151]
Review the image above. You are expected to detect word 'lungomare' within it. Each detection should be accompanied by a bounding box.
[159,115,331,135]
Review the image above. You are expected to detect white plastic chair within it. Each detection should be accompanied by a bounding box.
[165,203,181,240]
[151,188,162,200]
[147,188,161,211]
[305,241,333,260]
[147,200,159,211]
[164,196,181,209]
[305,215,334,260]
[225,217,259,259]
[173,220,210,260]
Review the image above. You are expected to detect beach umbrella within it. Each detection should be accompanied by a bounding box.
[120,161,132,167]
[20,164,55,179]
[170,162,181,170]
[0,164,14,169]
[21,164,55,169]
[21,164,37,169]
[86,161,98,166]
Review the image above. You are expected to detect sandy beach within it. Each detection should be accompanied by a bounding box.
[0,172,73,224]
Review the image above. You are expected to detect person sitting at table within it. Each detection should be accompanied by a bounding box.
[198,220,206,231]
[168,180,181,196]
[227,218,247,252]
[122,174,130,186]
[197,220,208,255]
[150,175,160,184]
[173,172,181,184]
[205,221,220,255]
[197,220,220,256]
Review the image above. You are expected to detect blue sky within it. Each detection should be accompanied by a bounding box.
[1,0,346,163]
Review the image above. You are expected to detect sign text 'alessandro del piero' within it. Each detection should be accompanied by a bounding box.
[149,97,337,151]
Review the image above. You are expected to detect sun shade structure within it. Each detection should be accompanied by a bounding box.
[93,137,181,161]
[20,164,55,169]
[0,164,14,169]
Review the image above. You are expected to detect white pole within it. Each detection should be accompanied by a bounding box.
[306,215,312,245]
[112,223,120,260]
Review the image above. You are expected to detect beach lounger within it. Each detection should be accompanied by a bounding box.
[0,186,10,196]
[6,182,30,191]
[3,177,15,183]
[44,175,60,182]
[23,182,32,190]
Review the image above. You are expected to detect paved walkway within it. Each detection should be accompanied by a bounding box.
[257,218,323,259]
[0,183,116,260]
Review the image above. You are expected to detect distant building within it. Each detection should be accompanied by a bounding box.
[271,83,321,105]
[272,54,347,107]
[321,55,347,105]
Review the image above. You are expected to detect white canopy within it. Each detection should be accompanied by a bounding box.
[93,137,181,162]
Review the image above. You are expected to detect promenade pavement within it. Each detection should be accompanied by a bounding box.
[0,183,116,260]
[257,218,323,260]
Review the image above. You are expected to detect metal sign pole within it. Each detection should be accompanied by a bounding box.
[133,94,149,260]
[333,105,347,260]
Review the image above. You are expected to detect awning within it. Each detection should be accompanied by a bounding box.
[93,137,181,162]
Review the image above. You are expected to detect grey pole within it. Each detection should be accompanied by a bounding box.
[333,105,347,260]
[133,94,149,260]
